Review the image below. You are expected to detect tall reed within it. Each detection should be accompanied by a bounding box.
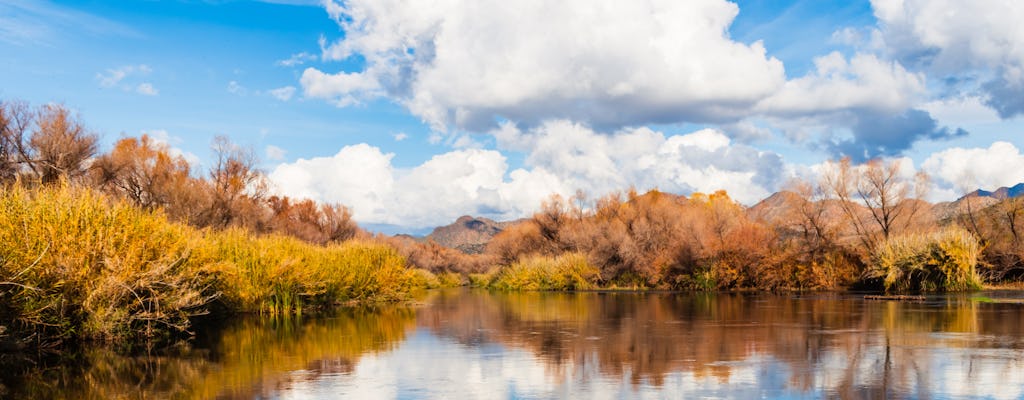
[0,184,212,344]
[488,253,599,291]
[198,230,417,314]
[0,184,425,346]
[868,227,983,292]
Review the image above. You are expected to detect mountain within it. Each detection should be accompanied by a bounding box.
[963,183,1024,200]
[425,215,520,254]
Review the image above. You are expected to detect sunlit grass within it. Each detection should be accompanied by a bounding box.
[0,184,425,345]
[488,253,599,291]
[198,230,418,314]
[869,227,983,292]
[0,184,212,344]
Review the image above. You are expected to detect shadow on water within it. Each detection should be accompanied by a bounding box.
[2,289,1024,398]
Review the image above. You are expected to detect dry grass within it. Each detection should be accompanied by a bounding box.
[0,184,213,344]
[488,253,599,291]
[0,184,425,346]
[868,227,983,292]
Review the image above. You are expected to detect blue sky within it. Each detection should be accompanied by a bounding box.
[3,0,1024,233]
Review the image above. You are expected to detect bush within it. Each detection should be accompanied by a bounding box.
[0,184,427,346]
[868,227,983,292]
[0,184,213,345]
[488,253,599,291]
[197,230,418,313]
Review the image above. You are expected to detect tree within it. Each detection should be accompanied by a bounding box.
[92,135,194,211]
[822,157,928,251]
[206,135,268,229]
[29,104,99,185]
[0,100,34,184]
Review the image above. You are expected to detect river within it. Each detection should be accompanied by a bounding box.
[3,289,1023,399]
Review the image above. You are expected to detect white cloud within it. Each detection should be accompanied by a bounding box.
[922,142,1024,197]
[142,129,201,167]
[269,86,296,101]
[227,80,246,95]
[275,51,317,67]
[920,95,1001,127]
[269,123,786,229]
[300,67,382,106]
[307,0,786,130]
[392,132,408,142]
[96,64,154,94]
[870,0,1024,117]
[265,145,288,161]
[757,52,924,116]
[135,82,158,96]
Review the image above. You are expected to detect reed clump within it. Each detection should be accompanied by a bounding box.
[0,185,425,346]
[0,184,213,345]
[868,227,983,292]
[488,253,599,291]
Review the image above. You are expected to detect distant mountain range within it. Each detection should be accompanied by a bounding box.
[963,183,1024,200]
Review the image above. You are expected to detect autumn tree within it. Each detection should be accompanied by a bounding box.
[28,104,99,185]
[205,135,268,229]
[93,135,194,210]
[267,196,361,244]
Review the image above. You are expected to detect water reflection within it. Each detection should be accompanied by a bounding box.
[2,290,1023,399]
[1,307,415,399]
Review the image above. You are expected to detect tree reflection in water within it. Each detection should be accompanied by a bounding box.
[2,290,1023,399]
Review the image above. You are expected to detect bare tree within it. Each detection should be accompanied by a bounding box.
[822,157,928,251]
[28,104,99,185]
[0,100,35,184]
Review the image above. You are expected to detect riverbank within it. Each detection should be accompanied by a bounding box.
[0,185,428,348]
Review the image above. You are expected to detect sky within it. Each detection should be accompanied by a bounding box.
[2,0,1024,234]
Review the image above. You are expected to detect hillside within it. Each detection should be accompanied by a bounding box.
[425,215,520,254]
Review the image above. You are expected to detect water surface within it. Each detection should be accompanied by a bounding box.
[3,290,1024,399]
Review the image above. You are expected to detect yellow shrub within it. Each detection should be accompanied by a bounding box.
[489,253,599,291]
[869,227,983,292]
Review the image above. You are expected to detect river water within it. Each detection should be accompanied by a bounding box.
[3,289,1024,399]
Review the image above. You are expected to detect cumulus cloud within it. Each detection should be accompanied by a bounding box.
[922,142,1024,198]
[270,123,787,229]
[758,52,924,116]
[269,85,296,101]
[757,52,964,160]
[392,132,408,142]
[306,0,785,131]
[870,0,1024,118]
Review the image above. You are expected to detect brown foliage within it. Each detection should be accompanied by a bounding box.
[0,101,98,185]
[386,236,491,274]
[29,104,99,185]
[267,196,362,245]
[204,135,269,229]
[91,134,210,222]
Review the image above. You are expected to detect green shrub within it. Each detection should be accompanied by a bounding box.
[868,227,983,292]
